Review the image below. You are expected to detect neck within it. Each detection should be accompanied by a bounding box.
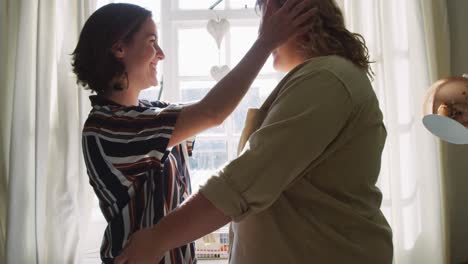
[287,58,307,72]
[104,86,140,107]
[281,56,308,73]
[287,50,325,72]
[280,49,315,72]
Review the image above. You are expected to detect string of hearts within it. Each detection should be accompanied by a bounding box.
[207,17,231,81]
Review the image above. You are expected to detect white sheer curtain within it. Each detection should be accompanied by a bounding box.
[0,0,96,263]
[0,0,19,261]
[337,0,450,263]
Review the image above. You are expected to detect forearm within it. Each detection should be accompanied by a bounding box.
[199,39,273,123]
[150,192,231,255]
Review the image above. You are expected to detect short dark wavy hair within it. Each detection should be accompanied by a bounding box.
[72,3,152,94]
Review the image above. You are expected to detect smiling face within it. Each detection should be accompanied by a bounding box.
[115,17,165,91]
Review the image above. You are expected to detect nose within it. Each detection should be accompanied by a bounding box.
[155,44,165,60]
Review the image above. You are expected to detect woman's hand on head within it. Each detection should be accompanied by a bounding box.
[258,0,318,50]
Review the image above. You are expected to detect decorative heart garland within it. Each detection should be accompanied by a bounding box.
[206,18,230,49]
[206,16,231,81]
[210,65,231,81]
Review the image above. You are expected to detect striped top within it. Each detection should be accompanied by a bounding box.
[82,95,196,264]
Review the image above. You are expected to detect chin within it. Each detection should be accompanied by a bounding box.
[273,59,289,73]
[149,78,158,87]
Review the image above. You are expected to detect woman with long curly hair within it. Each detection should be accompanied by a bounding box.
[117,0,393,263]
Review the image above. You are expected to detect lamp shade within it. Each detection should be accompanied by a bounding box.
[422,74,468,144]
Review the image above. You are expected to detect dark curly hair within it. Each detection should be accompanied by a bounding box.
[256,0,373,77]
[72,3,152,94]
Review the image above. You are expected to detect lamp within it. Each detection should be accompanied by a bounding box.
[422,74,468,144]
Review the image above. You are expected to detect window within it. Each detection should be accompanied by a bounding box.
[82,1,281,263]
[219,233,230,245]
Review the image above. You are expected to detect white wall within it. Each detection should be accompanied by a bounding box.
[446,1,468,263]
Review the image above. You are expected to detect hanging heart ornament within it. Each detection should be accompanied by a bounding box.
[210,65,231,81]
[207,18,230,49]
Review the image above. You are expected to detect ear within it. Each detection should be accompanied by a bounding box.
[112,41,125,59]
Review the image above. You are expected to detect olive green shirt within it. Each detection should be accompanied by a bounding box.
[200,56,393,264]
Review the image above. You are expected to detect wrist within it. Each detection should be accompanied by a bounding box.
[150,226,169,256]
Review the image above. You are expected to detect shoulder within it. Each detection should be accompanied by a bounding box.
[277,63,350,107]
[287,56,376,105]
[140,99,171,108]
[82,104,180,137]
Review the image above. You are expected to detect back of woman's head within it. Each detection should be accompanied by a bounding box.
[257,0,372,77]
[72,3,152,94]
